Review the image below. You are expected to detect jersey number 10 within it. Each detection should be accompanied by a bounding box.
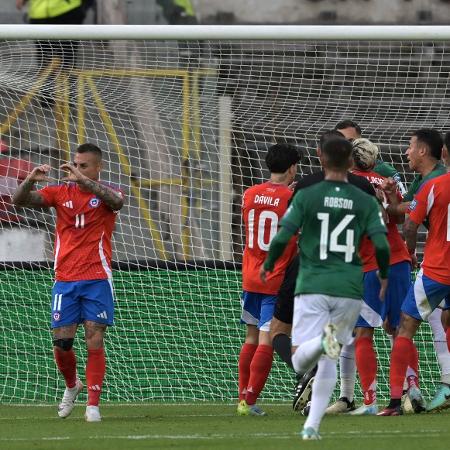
[318,213,356,262]
[247,209,278,251]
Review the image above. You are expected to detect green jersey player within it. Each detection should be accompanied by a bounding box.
[260,137,390,440]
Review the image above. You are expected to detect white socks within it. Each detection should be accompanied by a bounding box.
[291,335,323,375]
[304,356,337,432]
[339,342,356,401]
[428,308,450,384]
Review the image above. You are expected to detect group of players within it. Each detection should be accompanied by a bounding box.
[237,120,450,440]
[8,121,450,432]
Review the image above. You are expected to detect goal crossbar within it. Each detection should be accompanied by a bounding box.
[1,24,450,41]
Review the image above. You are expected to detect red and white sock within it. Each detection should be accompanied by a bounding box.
[238,343,257,401]
[355,336,377,405]
[390,336,418,399]
[245,344,273,406]
[54,347,77,389]
[86,348,106,406]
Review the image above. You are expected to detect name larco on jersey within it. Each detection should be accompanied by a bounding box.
[253,194,280,207]
[323,196,354,210]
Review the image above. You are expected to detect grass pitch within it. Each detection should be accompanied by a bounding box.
[0,403,448,450]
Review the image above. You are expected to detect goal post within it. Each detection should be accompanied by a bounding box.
[0,24,448,403]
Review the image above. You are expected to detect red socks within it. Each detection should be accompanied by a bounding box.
[355,337,377,405]
[54,348,77,388]
[238,343,257,401]
[390,336,418,399]
[245,345,273,406]
[86,348,106,406]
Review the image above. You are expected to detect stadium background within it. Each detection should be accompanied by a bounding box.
[0,0,449,404]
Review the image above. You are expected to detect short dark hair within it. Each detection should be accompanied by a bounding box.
[321,137,353,170]
[319,129,345,149]
[412,128,443,160]
[76,143,102,159]
[335,119,362,136]
[265,143,302,174]
[444,131,450,151]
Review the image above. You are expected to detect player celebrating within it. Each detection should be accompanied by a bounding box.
[379,145,450,416]
[261,137,390,440]
[237,143,301,416]
[13,143,124,422]
[349,138,411,415]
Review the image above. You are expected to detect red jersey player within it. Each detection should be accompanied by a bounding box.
[237,143,301,416]
[13,143,124,422]
[380,142,450,416]
[348,138,411,415]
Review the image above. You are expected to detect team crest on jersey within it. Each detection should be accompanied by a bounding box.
[53,312,60,321]
[89,197,101,208]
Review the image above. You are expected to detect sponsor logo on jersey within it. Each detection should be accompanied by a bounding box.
[62,201,73,209]
[89,197,100,208]
[53,312,60,321]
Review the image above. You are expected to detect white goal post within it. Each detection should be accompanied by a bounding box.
[0,24,448,404]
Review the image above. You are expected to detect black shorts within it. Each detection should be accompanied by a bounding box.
[273,254,299,325]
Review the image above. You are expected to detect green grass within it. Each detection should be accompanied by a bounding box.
[0,404,449,450]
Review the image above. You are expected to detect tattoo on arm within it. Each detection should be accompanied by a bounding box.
[403,218,419,254]
[12,179,46,208]
[79,178,124,211]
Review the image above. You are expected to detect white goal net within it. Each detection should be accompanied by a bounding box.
[0,25,447,403]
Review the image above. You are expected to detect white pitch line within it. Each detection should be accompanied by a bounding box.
[0,430,443,442]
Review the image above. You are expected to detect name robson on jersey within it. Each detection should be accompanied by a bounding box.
[324,196,353,210]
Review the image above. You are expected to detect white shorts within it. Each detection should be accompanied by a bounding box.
[292,294,362,347]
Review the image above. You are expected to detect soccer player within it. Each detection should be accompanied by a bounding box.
[12,143,124,422]
[261,137,390,440]
[237,143,301,416]
[326,121,405,414]
[335,119,406,194]
[379,147,450,416]
[382,128,450,409]
[348,138,411,415]
[268,130,377,414]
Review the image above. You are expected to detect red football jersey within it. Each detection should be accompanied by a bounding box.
[409,173,450,284]
[242,181,297,294]
[352,169,411,272]
[38,182,123,282]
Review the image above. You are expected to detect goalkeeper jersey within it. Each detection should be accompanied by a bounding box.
[281,180,387,299]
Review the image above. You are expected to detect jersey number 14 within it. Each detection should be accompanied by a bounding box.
[317,213,355,262]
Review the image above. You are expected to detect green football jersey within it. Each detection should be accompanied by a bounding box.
[281,180,387,299]
[403,163,447,202]
[374,160,406,195]
[374,160,397,178]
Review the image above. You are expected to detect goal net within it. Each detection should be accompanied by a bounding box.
[0,25,447,403]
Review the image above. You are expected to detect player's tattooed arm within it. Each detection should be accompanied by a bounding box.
[12,165,49,208]
[78,178,124,211]
[60,163,124,211]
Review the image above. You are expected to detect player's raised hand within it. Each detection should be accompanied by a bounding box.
[27,164,52,183]
[60,163,85,183]
[381,177,397,196]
